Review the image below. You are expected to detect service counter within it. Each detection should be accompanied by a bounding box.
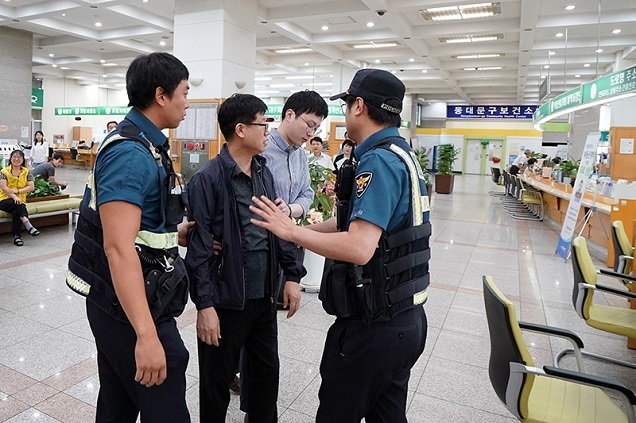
[521,174,614,259]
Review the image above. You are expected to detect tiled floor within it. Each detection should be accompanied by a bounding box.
[1,167,636,422]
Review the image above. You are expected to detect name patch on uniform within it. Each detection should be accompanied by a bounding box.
[355,172,373,197]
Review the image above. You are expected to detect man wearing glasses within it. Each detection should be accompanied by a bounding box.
[261,90,329,220]
[185,94,305,423]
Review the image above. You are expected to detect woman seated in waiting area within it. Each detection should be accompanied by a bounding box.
[0,150,40,246]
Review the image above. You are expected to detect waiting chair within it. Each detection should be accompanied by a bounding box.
[611,220,635,289]
[489,167,506,197]
[566,236,636,369]
[483,275,636,422]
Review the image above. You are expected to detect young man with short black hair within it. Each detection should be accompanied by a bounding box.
[31,153,68,189]
[67,52,191,422]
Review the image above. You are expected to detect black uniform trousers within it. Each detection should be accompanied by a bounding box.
[86,299,190,423]
[0,198,28,237]
[198,297,279,423]
[316,306,427,423]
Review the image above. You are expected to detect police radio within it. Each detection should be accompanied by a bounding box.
[335,149,357,231]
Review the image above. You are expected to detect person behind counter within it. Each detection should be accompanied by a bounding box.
[31,153,68,189]
[30,130,49,167]
[0,150,40,246]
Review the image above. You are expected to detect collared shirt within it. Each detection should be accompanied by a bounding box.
[512,154,528,167]
[307,152,335,170]
[350,127,413,233]
[94,108,168,232]
[261,128,314,217]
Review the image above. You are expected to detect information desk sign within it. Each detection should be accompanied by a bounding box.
[556,132,600,260]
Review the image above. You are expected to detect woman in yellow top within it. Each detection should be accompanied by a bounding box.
[0,150,40,246]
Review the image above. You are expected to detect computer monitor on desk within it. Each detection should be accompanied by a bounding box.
[71,141,79,148]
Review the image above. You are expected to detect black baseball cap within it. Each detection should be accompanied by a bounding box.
[330,68,405,114]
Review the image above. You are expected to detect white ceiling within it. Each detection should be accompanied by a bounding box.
[4,0,636,105]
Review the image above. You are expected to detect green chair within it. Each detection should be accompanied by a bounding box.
[565,236,636,369]
[611,220,635,289]
[483,275,635,422]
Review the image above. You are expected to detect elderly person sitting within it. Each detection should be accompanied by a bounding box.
[0,150,40,246]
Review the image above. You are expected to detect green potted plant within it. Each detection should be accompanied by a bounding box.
[27,176,61,199]
[435,143,460,194]
[414,148,432,197]
[559,160,579,186]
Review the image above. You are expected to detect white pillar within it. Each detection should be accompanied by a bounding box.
[173,0,257,99]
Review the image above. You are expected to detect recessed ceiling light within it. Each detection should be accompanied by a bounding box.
[583,63,590,67]
[612,29,621,34]
[143,0,148,2]
[48,53,54,57]
[61,13,66,16]
[565,5,575,10]
[549,51,556,55]
[455,53,502,59]
[254,77,272,81]
[270,84,295,88]
[52,64,57,68]
[575,74,581,78]
[102,74,107,77]
[100,59,106,63]
[304,62,309,66]
[94,22,102,27]
[60,67,69,70]
[409,58,414,62]
[285,75,315,80]
[374,59,381,63]
[421,69,427,73]
[352,42,398,49]
[321,25,328,31]
[274,47,313,54]
[366,22,375,27]
[159,41,166,46]
[391,70,397,74]
[543,65,550,68]
[595,48,603,53]
[555,32,564,37]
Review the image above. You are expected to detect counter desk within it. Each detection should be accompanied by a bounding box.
[521,174,615,259]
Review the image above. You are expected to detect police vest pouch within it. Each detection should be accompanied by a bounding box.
[164,172,188,227]
[319,261,354,318]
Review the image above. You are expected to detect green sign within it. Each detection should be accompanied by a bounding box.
[31,88,43,109]
[264,103,344,119]
[54,106,130,116]
[539,122,572,132]
[534,64,636,125]
[582,65,636,103]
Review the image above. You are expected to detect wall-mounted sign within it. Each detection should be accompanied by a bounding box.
[534,64,636,127]
[447,105,537,119]
[539,77,551,102]
[32,88,44,110]
[54,106,131,116]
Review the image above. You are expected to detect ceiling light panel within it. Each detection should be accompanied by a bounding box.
[454,53,503,59]
[420,2,501,21]
[272,47,314,54]
[350,41,400,49]
[440,34,502,43]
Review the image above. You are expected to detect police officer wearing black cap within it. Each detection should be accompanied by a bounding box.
[250,68,430,422]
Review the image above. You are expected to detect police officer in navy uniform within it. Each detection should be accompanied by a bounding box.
[250,68,430,422]
[66,53,191,422]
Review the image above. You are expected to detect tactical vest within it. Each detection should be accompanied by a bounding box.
[320,137,431,324]
[66,121,189,323]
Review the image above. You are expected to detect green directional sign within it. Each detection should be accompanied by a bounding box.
[54,106,131,116]
[31,88,43,109]
[582,64,636,103]
[535,64,636,126]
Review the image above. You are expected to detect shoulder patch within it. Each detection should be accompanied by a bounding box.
[355,172,373,197]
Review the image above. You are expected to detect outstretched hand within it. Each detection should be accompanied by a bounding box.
[250,196,296,242]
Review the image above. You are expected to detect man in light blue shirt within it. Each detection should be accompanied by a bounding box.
[261,90,328,219]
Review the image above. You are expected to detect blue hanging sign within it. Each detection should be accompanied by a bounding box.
[447,105,537,119]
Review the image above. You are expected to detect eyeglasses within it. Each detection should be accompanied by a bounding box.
[340,103,347,115]
[240,122,269,134]
[297,114,322,136]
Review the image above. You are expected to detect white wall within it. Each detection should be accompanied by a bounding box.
[42,78,128,143]
[504,136,542,166]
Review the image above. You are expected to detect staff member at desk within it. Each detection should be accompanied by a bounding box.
[509,149,531,175]
[32,153,68,189]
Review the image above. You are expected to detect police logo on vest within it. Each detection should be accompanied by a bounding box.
[355,172,373,197]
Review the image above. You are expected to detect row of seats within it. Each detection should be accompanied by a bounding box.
[484,233,636,422]
[497,168,544,221]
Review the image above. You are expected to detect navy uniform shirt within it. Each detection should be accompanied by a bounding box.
[93,108,169,233]
[350,127,429,233]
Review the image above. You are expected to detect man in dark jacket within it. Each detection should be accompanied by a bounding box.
[185,93,306,423]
